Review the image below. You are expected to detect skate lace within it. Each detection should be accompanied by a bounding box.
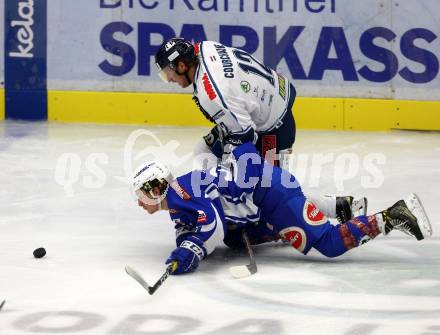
[391,219,415,237]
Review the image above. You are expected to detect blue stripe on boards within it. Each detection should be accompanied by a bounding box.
[5,0,47,120]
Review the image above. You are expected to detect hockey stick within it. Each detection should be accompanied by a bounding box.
[0,300,5,311]
[125,261,177,295]
[229,230,257,279]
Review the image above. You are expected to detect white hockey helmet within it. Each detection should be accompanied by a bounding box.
[132,161,173,202]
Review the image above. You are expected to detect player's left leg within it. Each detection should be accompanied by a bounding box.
[256,107,368,223]
[313,193,432,257]
[269,195,337,255]
[266,197,376,258]
[313,215,382,257]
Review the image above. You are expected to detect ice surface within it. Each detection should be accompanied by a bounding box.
[0,121,439,335]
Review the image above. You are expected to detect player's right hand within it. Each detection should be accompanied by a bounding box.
[165,239,204,275]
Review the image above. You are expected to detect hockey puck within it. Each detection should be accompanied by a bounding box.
[33,247,46,259]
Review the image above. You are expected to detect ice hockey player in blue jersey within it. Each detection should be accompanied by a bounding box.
[132,143,432,275]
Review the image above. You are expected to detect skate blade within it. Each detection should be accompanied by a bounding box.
[404,193,433,239]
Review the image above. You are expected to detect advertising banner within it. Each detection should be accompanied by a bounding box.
[45,0,440,101]
[4,0,47,119]
[2,1,440,121]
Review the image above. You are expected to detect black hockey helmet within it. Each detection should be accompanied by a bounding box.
[154,38,196,82]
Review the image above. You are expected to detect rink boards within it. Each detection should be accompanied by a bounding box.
[1,0,440,129]
[0,88,440,130]
[47,91,440,131]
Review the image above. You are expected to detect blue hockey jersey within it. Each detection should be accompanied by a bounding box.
[166,142,384,261]
[165,142,304,258]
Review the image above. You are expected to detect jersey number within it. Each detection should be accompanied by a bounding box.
[232,50,275,86]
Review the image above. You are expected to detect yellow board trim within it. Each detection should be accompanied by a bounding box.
[48,90,211,126]
[294,97,344,130]
[48,90,440,131]
[0,88,4,121]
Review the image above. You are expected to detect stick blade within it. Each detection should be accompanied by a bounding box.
[125,265,151,292]
[229,264,257,279]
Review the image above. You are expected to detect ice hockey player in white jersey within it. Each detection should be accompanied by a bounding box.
[154,37,367,224]
[155,37,295,167]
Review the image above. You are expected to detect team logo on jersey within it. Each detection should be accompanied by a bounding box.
[303,201,327,226]
[279,227,307,253]
[240,81,251,93]
[278,74,286,100]
[170,181,191,200]
[194,43,200,56]
[197,210,207,223]
[202,73,217,100]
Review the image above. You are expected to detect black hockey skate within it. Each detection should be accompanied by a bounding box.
[380,193,432,240]
[336,196,368,223]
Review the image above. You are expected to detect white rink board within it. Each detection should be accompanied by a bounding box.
[43,0,440,100]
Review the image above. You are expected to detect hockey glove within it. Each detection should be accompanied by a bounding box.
[225,127,256,147]
[203,125,225,158]
[165,239,205,275]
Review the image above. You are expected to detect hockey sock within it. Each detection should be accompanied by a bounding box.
[314,215,381,257]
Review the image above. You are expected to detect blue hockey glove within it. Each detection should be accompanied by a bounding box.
[165,239,205,275]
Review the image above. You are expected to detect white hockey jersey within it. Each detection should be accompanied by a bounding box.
[192,41,293,136]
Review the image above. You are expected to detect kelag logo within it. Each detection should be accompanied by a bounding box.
[8,0,35,58]
[5,0,47,120]
[98,1,439,85]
